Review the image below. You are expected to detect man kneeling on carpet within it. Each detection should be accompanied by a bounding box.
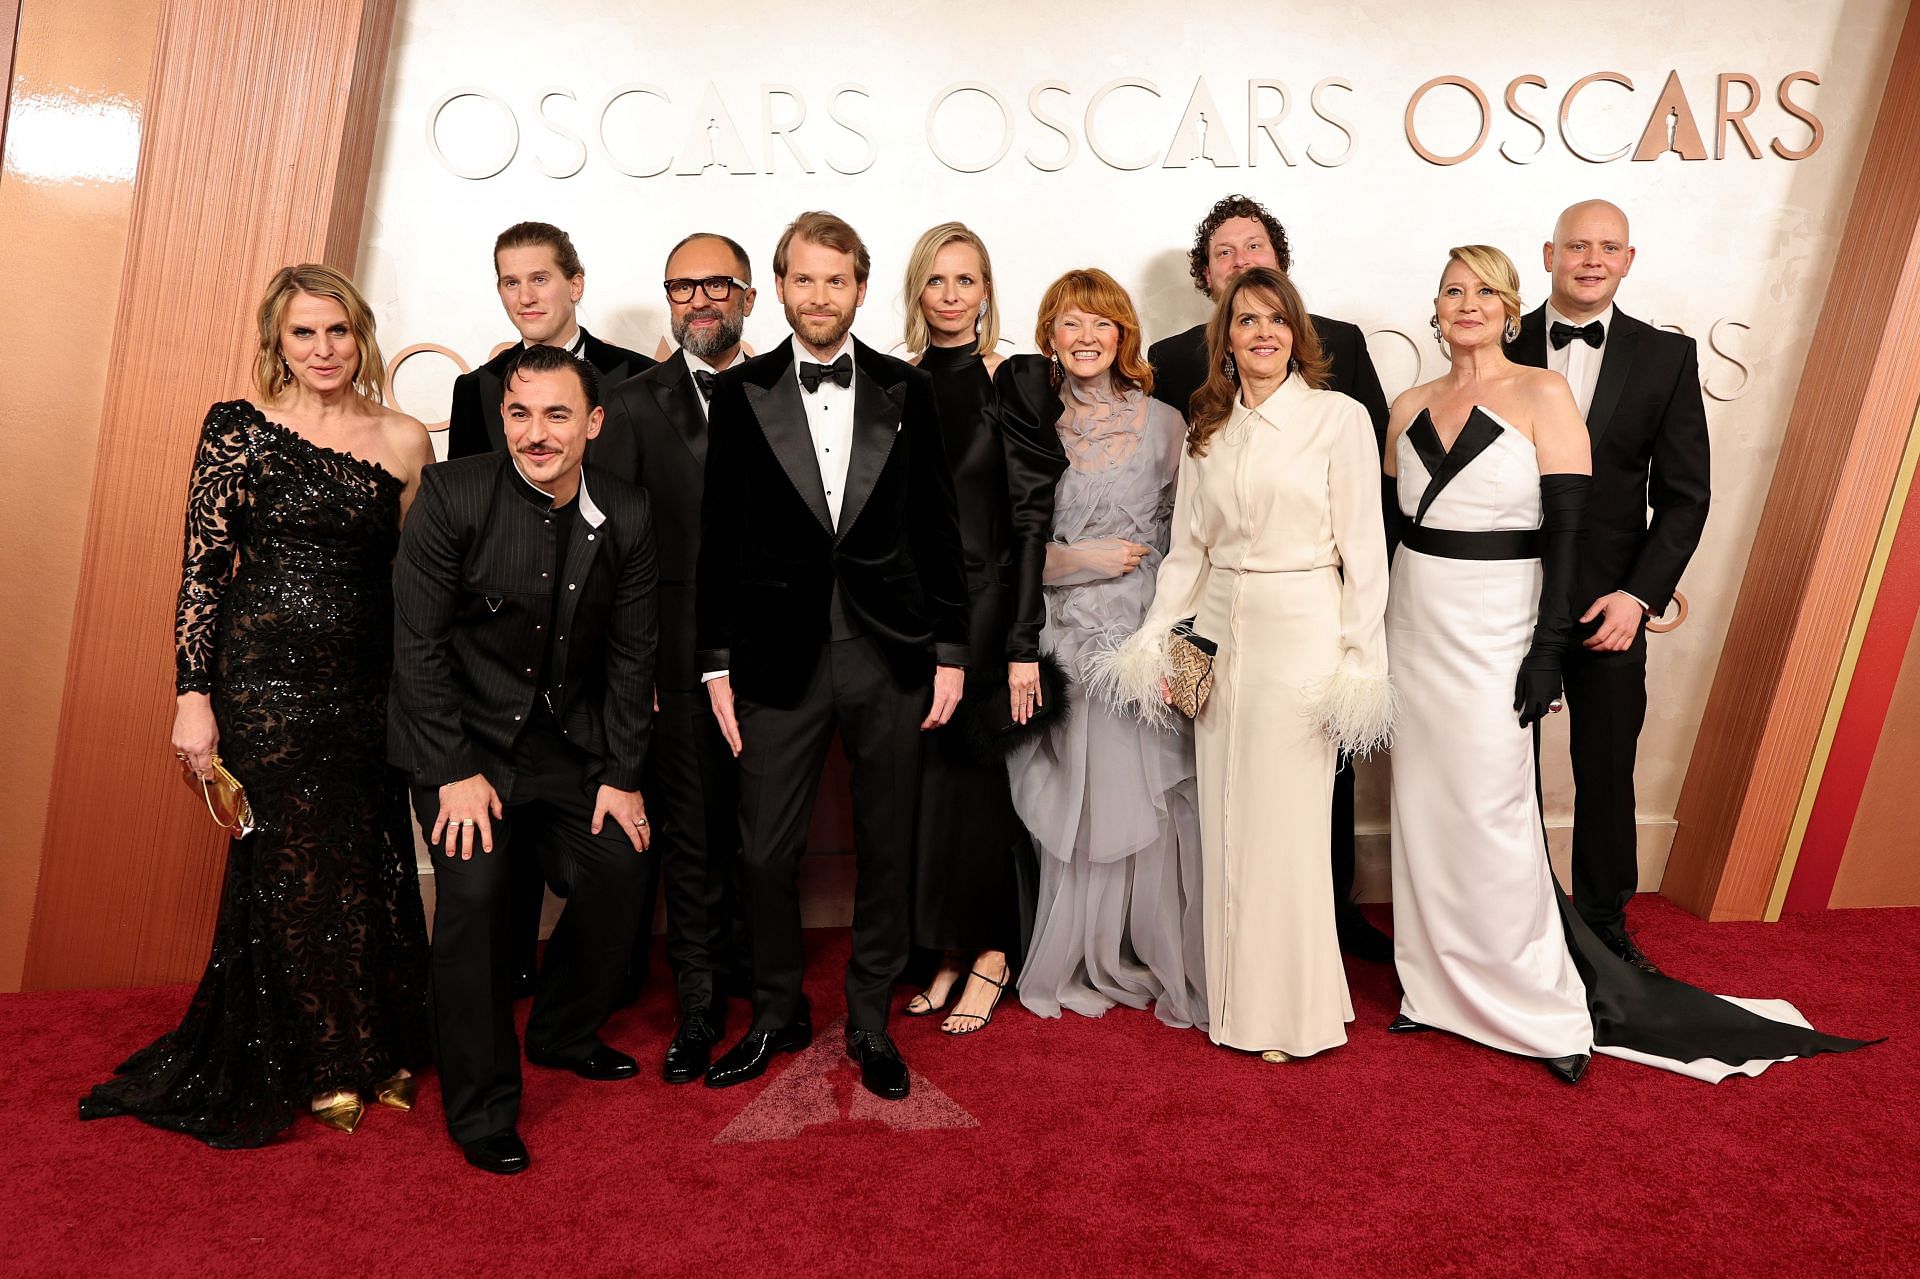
[390,343,660,1175]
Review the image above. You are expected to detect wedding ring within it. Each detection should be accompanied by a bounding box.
[459,819,475,827]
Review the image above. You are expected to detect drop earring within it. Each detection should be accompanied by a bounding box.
[1429,316,1444,349]
[1504,316,1521,343]
[1222,353,1238,382]
[1048,349,1062,388]
[279,357,294,386]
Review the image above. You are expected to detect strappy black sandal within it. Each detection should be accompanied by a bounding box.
[940,966,1010,1036]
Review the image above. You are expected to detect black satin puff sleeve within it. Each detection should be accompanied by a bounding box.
[174,402,254,694]
[990,356,1070,664]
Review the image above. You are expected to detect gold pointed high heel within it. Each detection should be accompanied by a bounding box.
[1260,1050,1292,1064]
[312,1089,365,1133]
[374,1071,416,1112]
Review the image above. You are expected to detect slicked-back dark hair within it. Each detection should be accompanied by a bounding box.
[494,221,584,279]
[1187,195,1293,296]
[665,231,753,282]
[505,342,601,410]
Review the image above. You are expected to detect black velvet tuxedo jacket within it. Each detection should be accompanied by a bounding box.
[1149,314,1389,448]
[444,329,655,467]
[600,350,710,692]
[695,337,969,707]
[1507,306,1710,613]
[389,453,658,794]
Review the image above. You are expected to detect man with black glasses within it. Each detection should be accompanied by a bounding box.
[600,234,758,1083]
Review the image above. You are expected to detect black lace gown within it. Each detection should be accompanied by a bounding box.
[80,401,431,1148]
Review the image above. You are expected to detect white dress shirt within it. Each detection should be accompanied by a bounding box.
[1543,302,1614,422]
[791,334,856,527]
[685,347,741,421]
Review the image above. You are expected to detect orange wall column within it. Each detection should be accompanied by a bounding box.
[0,0,164,992]
[1664,4,1920,919]
[20,0,398,989]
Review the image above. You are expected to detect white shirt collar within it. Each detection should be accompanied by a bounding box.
[1544,301,1615,336]
[524,327,586,356]
[791,332,854,372]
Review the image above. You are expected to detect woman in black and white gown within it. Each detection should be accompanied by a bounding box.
[1384,245,1872,1083]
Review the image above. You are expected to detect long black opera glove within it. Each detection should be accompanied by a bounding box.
[1516,473,1593,727]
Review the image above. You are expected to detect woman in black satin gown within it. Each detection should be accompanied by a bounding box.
[901,223,1064,1034]
[81,265,435,1145]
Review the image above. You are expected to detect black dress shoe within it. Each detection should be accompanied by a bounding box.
[844,1029,909,1101]
[461,1128,530,1176]
[526,1040,639,1081]
[1602,930,1663,976]
[1337,907,1395,965]
[704,1020,812,1089]
[1544,1053,1591,1085]
[662,1009,723,1085]
[1386,1014,1432,1034]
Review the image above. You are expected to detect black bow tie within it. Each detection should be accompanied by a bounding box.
[1550,319,1605,350]
[798,353,853,393]
[693,368,716,400]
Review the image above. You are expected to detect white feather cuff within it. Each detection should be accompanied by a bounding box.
[1082,629,1177,727]
[1305,658,1397,758]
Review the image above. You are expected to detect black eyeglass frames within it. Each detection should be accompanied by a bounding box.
[664,275,750,303]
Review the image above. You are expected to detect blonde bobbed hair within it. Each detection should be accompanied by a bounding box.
[1439,244,1525,336]
[902,222,1001,357]
[253,263,386,404]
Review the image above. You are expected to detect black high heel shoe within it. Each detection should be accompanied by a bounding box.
[940,967,1010,1036]
[1387,1015,1432,1034]
[1544,1053,1591,1084]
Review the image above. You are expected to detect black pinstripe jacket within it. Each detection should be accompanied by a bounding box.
[388,453,658,795]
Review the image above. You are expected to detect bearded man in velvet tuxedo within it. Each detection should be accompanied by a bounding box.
[697,211,968,1101]
[1506,199,1710,974]
[446,220,657,1001]
[1149,193,1393,963]
[599,233,758,1083]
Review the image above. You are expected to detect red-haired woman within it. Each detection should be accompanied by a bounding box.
[1000,269,1206,1031]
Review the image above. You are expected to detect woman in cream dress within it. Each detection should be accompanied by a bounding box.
[1093,267,1392,1059]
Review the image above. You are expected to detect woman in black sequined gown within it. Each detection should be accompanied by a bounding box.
[80,265,435,1147]
[900,224,1060,1035]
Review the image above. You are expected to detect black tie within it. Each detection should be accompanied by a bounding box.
[798,353,853,393]
[1550,319,1605,350]
[693,368,716,400]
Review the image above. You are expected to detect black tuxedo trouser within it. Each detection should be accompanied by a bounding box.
[1331,755,1357,909]
[412,728,649,1145]
[735,638,924,1033]
[637,685,749,1012]
[1562,621,1649,937]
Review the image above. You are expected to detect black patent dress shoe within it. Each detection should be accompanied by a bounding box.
[526,1040,639,1081]
[1336,907,1395,965]
[1603,931,1663,976]
[663,1010,723,1085]
[461,1128,530,1176]
[1544,1053,1591,1085]
[1386,1014,1432,1034]
[704,1020,813,1089]
[845,1029,909,1101]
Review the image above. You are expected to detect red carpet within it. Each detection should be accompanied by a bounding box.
[4,898,1913,1278]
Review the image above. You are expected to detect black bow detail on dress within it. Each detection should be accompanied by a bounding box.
[798,353,853,393]
[1550,319,1605,350]
[693,368,717,400]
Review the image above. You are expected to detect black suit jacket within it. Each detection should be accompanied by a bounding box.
[987,356,1072,662]
[1149,314,1389,449]
[444,329,655,467]
[1507,306,1710,613]
[389,453,658,794]
[601,350,709,691]
[696,338,970,707]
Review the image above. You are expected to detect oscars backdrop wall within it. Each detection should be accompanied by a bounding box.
[357,0,1906,888]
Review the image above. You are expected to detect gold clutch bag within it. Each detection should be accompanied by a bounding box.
[1166,631,1217,719]
[185,753,256,837]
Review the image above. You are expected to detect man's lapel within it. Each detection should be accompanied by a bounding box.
[1586,308,1642,447]
[835,339,905,543]
[742,342,833,534]
[1508,306,1550,370]
[651,351,708,467]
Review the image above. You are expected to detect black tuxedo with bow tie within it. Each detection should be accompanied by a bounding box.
[601,351,748,1013]
[697,336,968,1031]
[1508,304,1711,938]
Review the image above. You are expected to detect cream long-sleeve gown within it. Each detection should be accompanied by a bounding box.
[1092,377,1392,1056]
